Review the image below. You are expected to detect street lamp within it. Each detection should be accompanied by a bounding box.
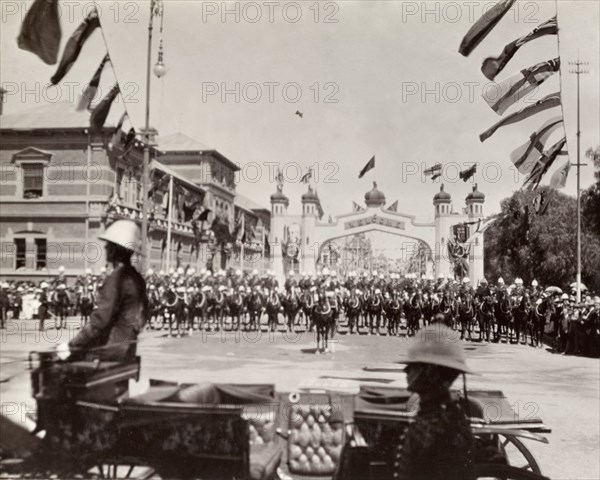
[141,0,166,272]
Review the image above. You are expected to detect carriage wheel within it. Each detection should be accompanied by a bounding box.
[476,463,549,479]
[497,434,542,475]
[88,463,159,479]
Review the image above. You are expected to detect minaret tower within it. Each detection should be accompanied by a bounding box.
[270,181,289,282]
[301,186,322,274]
[433,184,453,279]
[465,183,485,285]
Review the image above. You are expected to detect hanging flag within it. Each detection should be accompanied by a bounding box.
[77,54,110,111]
[90,84,120,132]
[481,16,558,80]
[51,8,100,85]
[458,0,517,57]
[483,58,560,115]
[532,190,551,216]
[358,156,375,178]
[549,159,571,189]
[510,116,563,174]
[431,173,442,181]
[387,200,398,212]
[17,0,61,65]
[120,128,137,159]
[459,164,477,182]
[480,91,561,142]
[183,199,204,223]
[109,112,128,151]
[300,168,313,184]
[197,208,212,222]
[424,163,442,176]
[523,137,567,190]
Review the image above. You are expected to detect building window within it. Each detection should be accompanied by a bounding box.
[22,163,44,198]
[35,238,47,270]
[15,238,26,269]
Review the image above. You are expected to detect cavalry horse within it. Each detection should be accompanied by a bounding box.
[282,286,302,332]
[245,288,263,331]
[78,289,94,325]
[265,289,282,332]
[530,296,553,348]
[147,287,163,330]
[163,286,187,337]
[227,288,245,331]
[51,288,70,329]
[344,290,362,334]
[477,294,495,342]
[300,289,315,332]
[384,291,402,336]
[494,289,512,342]
[511,292,530,344]
[404,290,423,336]
[366,290,384,335]
[312,291,335,353]
[207,288,227,332]
[457,290,475,340]
[188,289,209,332]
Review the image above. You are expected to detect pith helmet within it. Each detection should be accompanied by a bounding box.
[498,277,505,285]
[400,324,475,374]
[98,219,141,253]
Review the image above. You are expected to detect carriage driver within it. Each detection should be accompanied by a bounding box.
[395,323,476,480]
[57,220,148,363]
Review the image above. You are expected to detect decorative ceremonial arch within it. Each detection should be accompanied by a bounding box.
[269,182,486,285]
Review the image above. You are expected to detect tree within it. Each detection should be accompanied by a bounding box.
[582,146,600,236]
[484,186,600,292]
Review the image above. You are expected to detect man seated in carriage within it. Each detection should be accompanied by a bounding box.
[58,220,148,363]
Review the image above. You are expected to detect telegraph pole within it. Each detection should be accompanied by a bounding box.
[569,57,588,302]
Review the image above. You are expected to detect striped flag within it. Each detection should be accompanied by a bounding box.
[77,54,110,111]
[482,58,560,115]
[459,0,517,57]
[17,0,61,65]
[90,84,120,132]
[549,159,571,189]
[358,156,375,178]
[511,116,563,174]
[480,92,561,142]
[51,8,100,85]
[482,16,558,80]
[523,137,567,190]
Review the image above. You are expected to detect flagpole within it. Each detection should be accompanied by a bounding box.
[240,214,245,273]
[165,175,174,272]
[261,225,266,274]
[569,56,588,302]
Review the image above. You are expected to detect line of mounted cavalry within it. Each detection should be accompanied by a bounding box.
[136,267,562,348]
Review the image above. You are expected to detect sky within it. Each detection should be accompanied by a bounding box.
[2,0,599,224]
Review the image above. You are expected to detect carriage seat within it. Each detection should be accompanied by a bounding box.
[124,380,283,480]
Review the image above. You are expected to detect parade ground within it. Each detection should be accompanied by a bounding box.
[1,317,598,480]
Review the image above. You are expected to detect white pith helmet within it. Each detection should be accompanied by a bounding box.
[58,265,65,273]
[332,271,337,277]
[188,268,196,276]
[85,268,92,275]
[100,266,107,274]
[498,277,505,285]
[322,267,330,276]
[147,268,154,276]
[177,267,185,275]
[98,219,141,253]
[236,269,242,276]
[288,270,295,276]
[462,277,470,284]
[169,268,175,275]
[437,273,445,280]
[532,279,538,287]
[515,278,523,285]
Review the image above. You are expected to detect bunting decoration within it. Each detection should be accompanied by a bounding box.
[17,0,61,65]
[77,54,110,111]
[549,159,571,189]
[479,92,561,142]
[89,84,120,132]
[459,3,569,192]
[482,58,560,115]
[431,173,442,181]
[387,200,398,212]
[481,17,558,81]
[51,8,100,85]
[458,0,517,57]
[533,190,551,216]
[120,128,137,159]
[358,156,375,178]
[510,116,563,174]
[109,112,128,152]
[523,137,568,190]
[352,201,364,212]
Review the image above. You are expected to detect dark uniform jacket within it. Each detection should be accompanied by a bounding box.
[394,391,475,480]
[69,263,147,362]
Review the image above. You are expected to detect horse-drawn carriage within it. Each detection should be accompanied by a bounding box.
[0,354,552,480]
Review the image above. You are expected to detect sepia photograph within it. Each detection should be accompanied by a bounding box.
[0,1,599,479]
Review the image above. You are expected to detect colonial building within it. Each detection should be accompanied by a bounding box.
[0,102,271,283]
